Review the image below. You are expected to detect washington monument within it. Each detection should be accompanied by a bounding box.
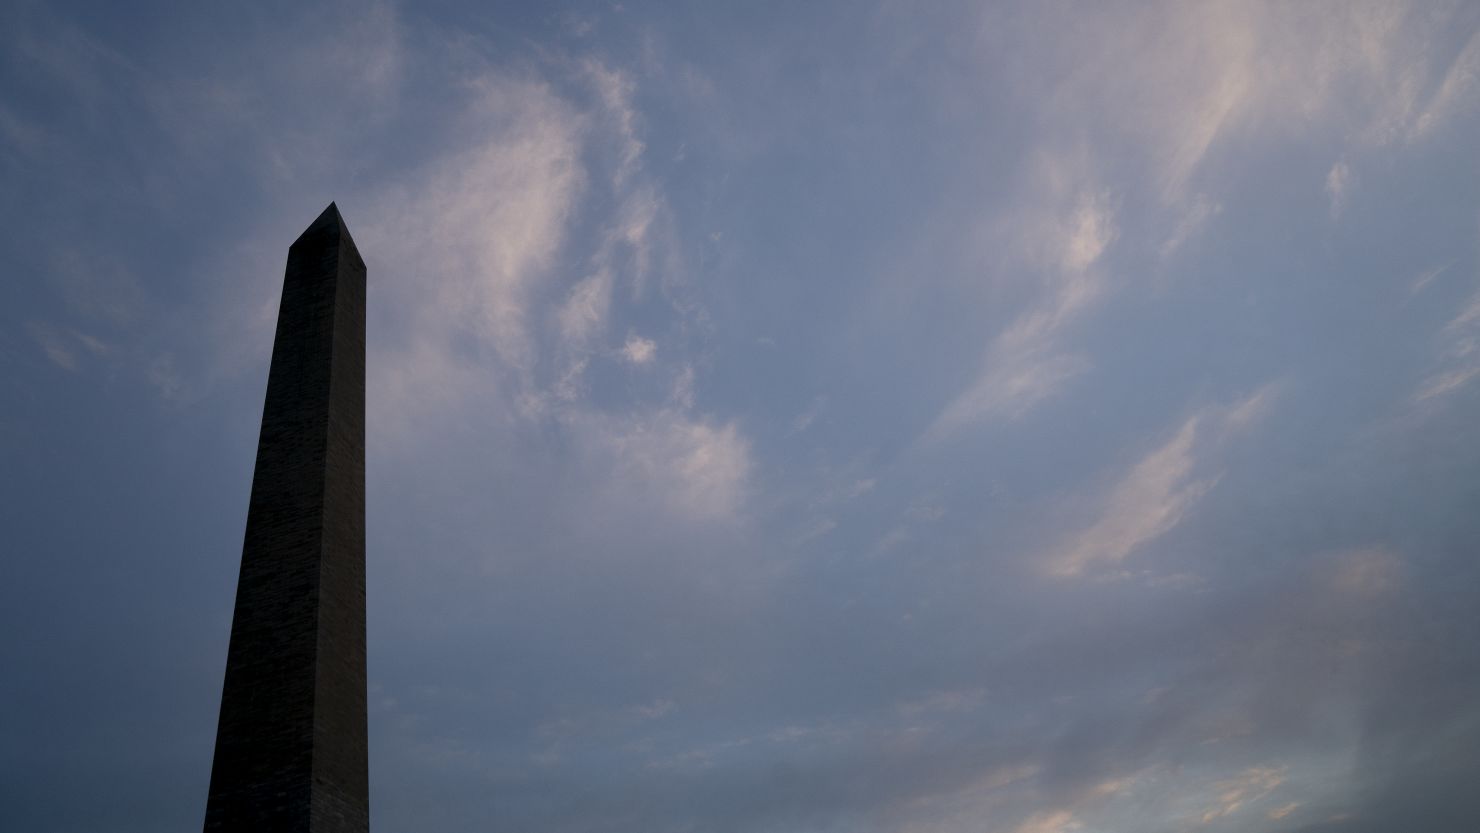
[203,204,368,832]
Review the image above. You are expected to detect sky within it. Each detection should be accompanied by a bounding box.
[3,0,1480,831]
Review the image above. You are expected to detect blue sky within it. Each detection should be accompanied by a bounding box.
[3,1,1480,831]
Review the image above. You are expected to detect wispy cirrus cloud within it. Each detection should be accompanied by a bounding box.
[1415,284,1480,404]
[927,169,1116,439]
[569,407,752,523]
[1044,412,1212,579]
[342,47,752,525]
[911,2,1476,450]
[1200,766,1286,824]
[1326,161,1354,219]
[26,322,97,371]
[1014,810,1080,833]
[1018,2,1478,197]
[1405,26,1480,142]
[1042,386,1276,578]
[367,74,588,400]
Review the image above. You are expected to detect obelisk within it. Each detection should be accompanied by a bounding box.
[204,203,368,832]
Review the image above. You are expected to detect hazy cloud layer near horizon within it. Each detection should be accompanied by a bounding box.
[3,1,1480,831]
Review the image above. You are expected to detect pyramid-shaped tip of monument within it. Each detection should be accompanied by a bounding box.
[291,202,360,255]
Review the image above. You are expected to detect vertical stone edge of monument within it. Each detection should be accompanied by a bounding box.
[310,205,370,831]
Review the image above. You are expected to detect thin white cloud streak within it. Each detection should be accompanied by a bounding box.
[26,321,115,374]
[1409,261,1455,295]
[1014,810,1080,833]
[28,322,80,371]
[1159,195,1221,259]
[1199,766,1286,823]
[1043,386,1276,578]
[1267,801,1300,821]
[1415,286,1480,403]
[1326,160,1353,219]
[927,182,1115,439]
[1045,413,1213,579]
[1415,365,1480,402]
[873,495,948,555]
[884,758,1146,833]
[583,58,645,188]
[787,395,826,436]
[1406,26,1480,142]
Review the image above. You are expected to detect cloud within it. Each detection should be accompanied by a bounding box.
[632,698,676,721]
[194,1,404,174]
[9,4,1480,833]
[1014,810,1080,833]
[1044,413,1212,578]
[1406,27,1480,141]
[1020,3,1474,199]
[1415,366,1480,402]
[621,333,656,365]
[26,322,110,372]
[1058,192,1118,274]
[1414,287,1480,403]
[1327,548,1402,599]
[925,4,1468,446]
[874,495,949,555]
[1159,195,1222,259]
[47,249,145,326]
[559,269,616,348]
[1200,766,1285,823]
[960,0,1480,318]
[229,28,756,530]
[28,322,78,371]
[928,183,1115,439]
[369,75,587,381]
[787,395,827,436]
[579,409,751,523]
[1009,3,1255,201]
[360,87,586,440]
[1043,387,1276,578]
[932,353,1089,436]
[351,54,700,447]
[583,59,644,187]
[1326,160,1353,218]
[1408,261,1454,295]
[1269,801,1301,820]
[793,517,837,545]
[145,353,187,403]
[925,1,1479,447]
[0,100,45,155]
